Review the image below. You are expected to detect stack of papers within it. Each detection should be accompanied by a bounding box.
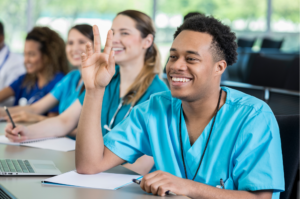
[0,135,75,152]
[42,170,142,190]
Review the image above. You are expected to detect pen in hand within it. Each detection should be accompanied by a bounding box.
[4,106,19,137]
[132,178,177,196]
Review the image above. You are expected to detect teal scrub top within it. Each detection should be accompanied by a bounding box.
[50,70,83,113]
[104,87,285,198]
[78,65,169,136]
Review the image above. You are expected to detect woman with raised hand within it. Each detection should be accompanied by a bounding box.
[5,10,168,175]
[0,27,68,117]
[0,24,93,122]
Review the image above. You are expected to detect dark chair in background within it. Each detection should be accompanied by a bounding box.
[237,38,256,48]
[221,81,300,115]
[244,53,297,89]
[276,115,299,199]
[284,56,299,91]
[261,38,284,49]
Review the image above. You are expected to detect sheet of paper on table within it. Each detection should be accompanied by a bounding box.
[42,170,142,190]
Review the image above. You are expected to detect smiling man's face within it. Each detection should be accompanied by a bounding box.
[166,30,219,102]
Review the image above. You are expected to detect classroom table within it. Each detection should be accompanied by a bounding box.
[0,122,186,199]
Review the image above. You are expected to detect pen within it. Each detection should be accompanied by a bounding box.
[220,178,225,189]
[132,179,177,196]
[4,106,16,129]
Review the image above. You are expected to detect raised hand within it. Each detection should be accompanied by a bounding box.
[81,25,115,90]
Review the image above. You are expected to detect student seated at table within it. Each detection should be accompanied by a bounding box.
[0,24,93,122]
[0,27,68,117]
[73,15,284,198]
[5,10,169,175]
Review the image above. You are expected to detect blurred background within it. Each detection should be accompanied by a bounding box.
[0,0,299,89]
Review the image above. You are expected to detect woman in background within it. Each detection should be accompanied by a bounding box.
[0,24,93,122]
[6,10,169,175]
[0,27,68,117]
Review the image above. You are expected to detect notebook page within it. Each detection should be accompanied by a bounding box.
[0,135,59,146]
[42,170,142,190]
[0,135,20,145]
[22,137,75,152]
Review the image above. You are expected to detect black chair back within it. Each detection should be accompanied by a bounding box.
[284,56,299,91]
[276,115,299,199]
[261,38,284,49]
[245,53,296,89]
[237,38,256,48]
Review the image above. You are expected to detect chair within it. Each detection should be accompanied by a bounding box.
[244,53,296,89]
[276,115,299,199]
[261,38,284,49]
[284,56,299,91]
[237,38,256,48]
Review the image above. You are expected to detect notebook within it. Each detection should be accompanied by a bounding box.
[42,170,142,190]
[0,135,75,152]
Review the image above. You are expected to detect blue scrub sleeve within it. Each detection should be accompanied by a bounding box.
[104,101,152,164]
[232,111,285,192]
[50,78,66,100]
[9,75,24,94]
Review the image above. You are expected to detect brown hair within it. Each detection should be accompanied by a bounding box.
[117,10,161,105]
[69,24,94,95]
[23,27,69,89]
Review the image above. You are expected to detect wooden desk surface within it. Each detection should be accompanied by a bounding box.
[0,122,185,199]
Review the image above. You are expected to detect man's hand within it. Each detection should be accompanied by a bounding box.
[81,25,115,91]
[140,170,191,196]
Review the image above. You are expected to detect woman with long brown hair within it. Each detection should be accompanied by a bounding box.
[0,24,93,122]
[5,10,168,174]
[0,27,68,116]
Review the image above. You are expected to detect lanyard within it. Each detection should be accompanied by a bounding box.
[0,49,10,71]
[103,91,136,132]
[179,89,223,180]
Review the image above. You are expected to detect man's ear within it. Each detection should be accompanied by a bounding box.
[214,60,227,76]
[142,34,153,49]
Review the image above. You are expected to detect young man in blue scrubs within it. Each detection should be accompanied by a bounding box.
[76,16,284,199]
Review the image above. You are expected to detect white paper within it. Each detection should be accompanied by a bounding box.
[22,137,75,152]
[43,170,142,190]
[0,135,76,152]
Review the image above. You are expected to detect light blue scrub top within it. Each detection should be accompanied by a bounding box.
[79,65,169,136]
[50,70,83,113]
[104,87,285,198]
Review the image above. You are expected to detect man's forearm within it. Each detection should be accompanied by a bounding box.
[76,89,105,173]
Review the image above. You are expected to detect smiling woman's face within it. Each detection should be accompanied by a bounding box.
[66,29,92,67]
[24,40,44,74]
[111,14,148,65]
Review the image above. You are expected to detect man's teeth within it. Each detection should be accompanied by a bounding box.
[113,48,124,51]
[172,77,191,82]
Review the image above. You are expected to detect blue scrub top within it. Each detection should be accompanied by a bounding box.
[10,73,64,113]
[50,70,83,113]
[78,65,169,136]
[104,87,285,198]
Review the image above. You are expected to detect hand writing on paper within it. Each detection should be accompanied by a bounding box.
[81,25,115,91]
[5,123,29,142]
[140,170,191,196]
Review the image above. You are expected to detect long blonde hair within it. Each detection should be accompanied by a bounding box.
[117,10,161,105]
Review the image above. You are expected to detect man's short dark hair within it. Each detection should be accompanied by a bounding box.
[184,12,205,21]
[0,21,3,36]
[174,15,237,66]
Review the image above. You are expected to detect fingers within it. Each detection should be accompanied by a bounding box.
[5,125,27,142]
[85,42,93,58]
[93,25,101,54]
[103,30,113,55]
[108,50,116,75]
